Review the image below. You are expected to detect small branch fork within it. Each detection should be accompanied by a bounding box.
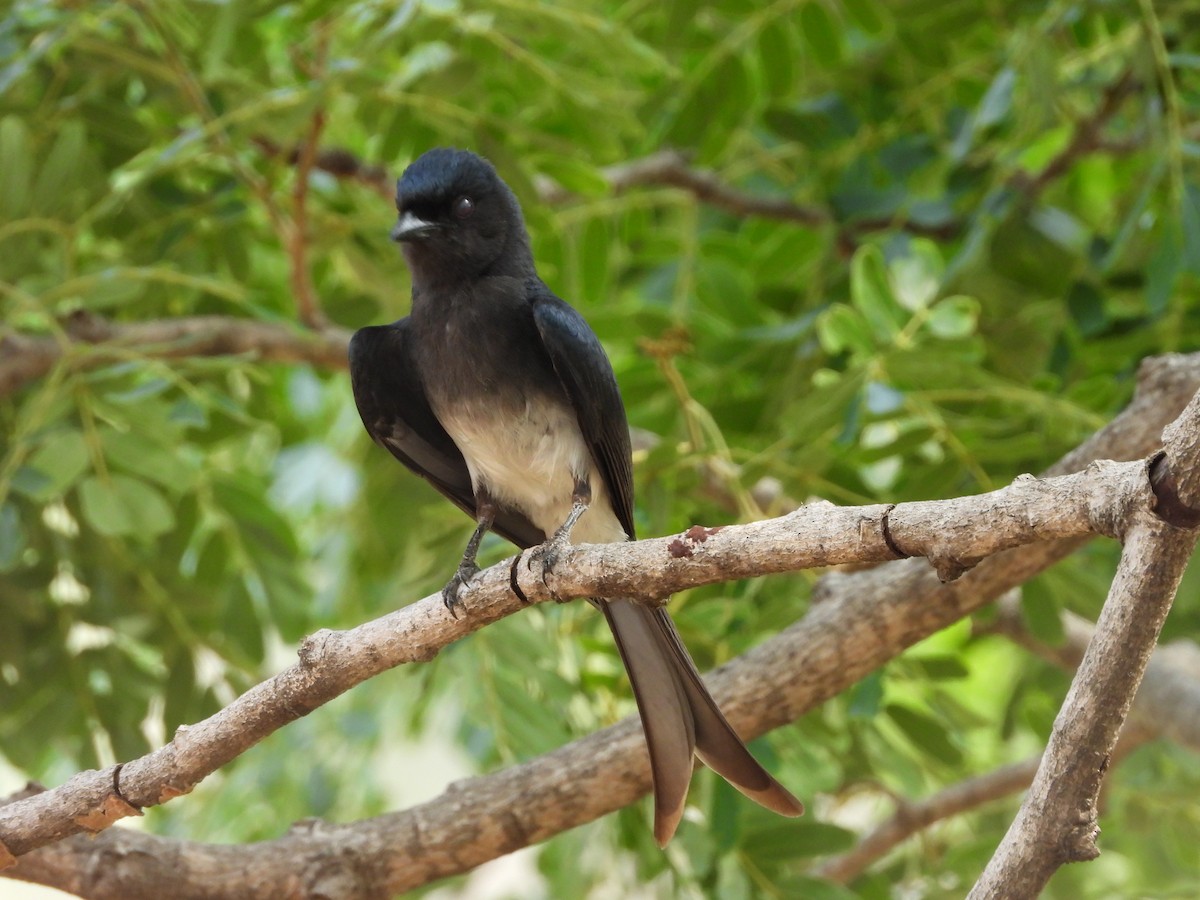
[970,392,1200,898]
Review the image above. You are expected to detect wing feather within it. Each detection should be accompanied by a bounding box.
[529,286,636,540]
[349,321,543,549]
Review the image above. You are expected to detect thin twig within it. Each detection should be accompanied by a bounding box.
[286,24,332,330]
[0,312,352,397]
[1010,69,1140,199]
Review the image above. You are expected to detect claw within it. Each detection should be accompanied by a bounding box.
[531,495,589,601]
[441,561,479,617]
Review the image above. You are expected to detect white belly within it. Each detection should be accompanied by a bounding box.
[440,396,627,545]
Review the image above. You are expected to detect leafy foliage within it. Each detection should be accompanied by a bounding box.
[2,0,1199,896]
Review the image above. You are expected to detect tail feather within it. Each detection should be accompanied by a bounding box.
[601,598,803,846]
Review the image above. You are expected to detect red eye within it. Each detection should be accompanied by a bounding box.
[453,196,474,219]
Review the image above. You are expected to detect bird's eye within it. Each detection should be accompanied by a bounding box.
[453,196,475,219]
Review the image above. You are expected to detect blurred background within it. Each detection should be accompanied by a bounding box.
[1,0,1199,896]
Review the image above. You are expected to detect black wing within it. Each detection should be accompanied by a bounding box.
[529,283,636,540]
[349,321,543,549]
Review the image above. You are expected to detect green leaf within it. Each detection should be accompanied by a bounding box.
[578,217,612,305]
[79,476,131,536]
[773,876,859,900]
[1066,281,1108,337]
[10,466,53,499]
[668,54,751,158]
[817,304,874,356]
[78,475,175,537]
[848,670,884,718]
[0,115,33,219]
[32,119,87,215]
[538,157,609,198]
[222,579,266,663]
[925,295,979,339]
[764,94,858,147]
[976,67,1016,129]
[844,0,887,36]
[890,239,944,311]
[850,246,904,339]
[800,2,843,68]
[101,428,197,493]
[709,777,742,853]
[118,477,175,536]
[757,18,796,99]
[914,655,970,680]
[741,820,856,861]
[1021,581,1066,645]
[23,432,90,499]
[886,702,963,766]
[1181,182,1200,274]
[1147,222,1181,317]
[0,502,25,571]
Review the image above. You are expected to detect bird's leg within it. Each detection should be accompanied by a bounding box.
[531,478,591,598]
[443,495,496,616]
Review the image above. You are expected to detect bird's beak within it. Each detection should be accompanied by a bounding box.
[391,211,439,243]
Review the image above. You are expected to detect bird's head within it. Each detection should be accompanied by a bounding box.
[392,148,531,283]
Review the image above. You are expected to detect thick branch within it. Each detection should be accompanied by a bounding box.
[0,313,351,398]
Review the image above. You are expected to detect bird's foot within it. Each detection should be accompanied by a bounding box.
[529,500,587,602]
[441,560,480,617]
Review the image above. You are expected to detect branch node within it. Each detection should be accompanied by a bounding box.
[1149,451,1200,530]
[1064,808,1101,863]
[111,763,143,815]
[1077,459,1137,540]
[157,783,192,802]
[879,505,910,559]
[929,553,974,582]
[509,554,530,604]
[287,816,329,835]
[71,777,143,834]
[298,629,336,668]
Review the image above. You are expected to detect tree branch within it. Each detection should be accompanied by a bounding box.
[815,726,1155,886]
[0,312,351,398]
[3,353,1198,897]
[970,392,1200,898]
[1009,68,1140,200]
[816,756,1042,886]
[284,24,332,331]
[0,457,1149,860]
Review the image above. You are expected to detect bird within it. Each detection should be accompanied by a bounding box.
[349,147,802,846]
